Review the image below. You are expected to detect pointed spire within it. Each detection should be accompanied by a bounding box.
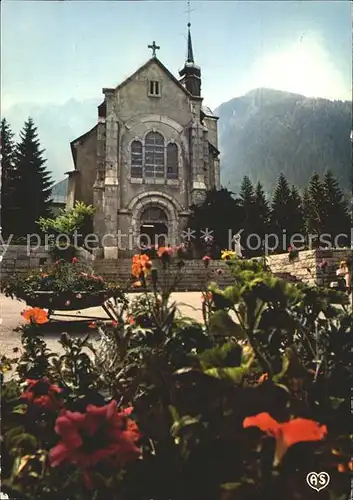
[179,12,201,97]
[187,23,194,63]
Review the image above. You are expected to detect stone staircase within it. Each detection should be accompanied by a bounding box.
[93,259,234,291]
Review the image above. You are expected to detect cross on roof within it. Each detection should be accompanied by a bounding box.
[148,41,160,57]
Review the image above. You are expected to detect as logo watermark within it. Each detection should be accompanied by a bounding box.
[306,472,330,492]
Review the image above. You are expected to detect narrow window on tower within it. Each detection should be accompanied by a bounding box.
[148,80,160,97]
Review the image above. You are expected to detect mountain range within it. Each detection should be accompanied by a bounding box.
[3,88,352,197]
[215,88,352,196]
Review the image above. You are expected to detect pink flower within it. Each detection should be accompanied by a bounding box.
[202,255,211,268]
[49,401,140,488]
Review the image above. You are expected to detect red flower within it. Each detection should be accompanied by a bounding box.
[21,378,63,411]
[72,257,78,264]
[49,400,140,488]
[243,412,327,465]
[22,308,49,324]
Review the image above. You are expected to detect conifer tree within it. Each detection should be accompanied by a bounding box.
[270,173,292,250]
[14,118,53,236]
[1,118,17,238]
[288,184,304,236]
[188,188,242,256]
[303,173,326,238]
[252,182,270,254]
[238,176,257,255]
[322,170,350,246]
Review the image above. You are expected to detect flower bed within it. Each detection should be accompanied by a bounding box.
[0,252,352,500]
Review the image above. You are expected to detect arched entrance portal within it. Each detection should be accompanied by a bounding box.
[139,207,168,248]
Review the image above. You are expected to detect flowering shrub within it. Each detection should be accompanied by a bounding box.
[1,258,123,307]
[1,254,352,499]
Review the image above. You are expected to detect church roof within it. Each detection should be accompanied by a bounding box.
[201,106,218,119]
[102,56,203,102]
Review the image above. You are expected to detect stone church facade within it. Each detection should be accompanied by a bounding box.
[67,27,220,258]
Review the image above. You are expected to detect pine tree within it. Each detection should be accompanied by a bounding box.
[188,188,242,257]
[238,176,257,255]
[14,118,53,236]
[253,182,270,254]
[303,173,326,238]
[288,184,304,236]
[1,118,17,238]
[270,173,292,250]
[322,170,350,246]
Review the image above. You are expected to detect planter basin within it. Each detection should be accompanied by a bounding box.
[23,290,115,310]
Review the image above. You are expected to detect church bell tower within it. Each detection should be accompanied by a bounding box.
[179,23,201,97]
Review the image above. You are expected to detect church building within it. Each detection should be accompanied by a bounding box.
[67,25,220,258]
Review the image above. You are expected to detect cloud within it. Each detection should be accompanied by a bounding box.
[248,33,351,101]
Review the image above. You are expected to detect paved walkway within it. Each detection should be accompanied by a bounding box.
[0,292,204,357]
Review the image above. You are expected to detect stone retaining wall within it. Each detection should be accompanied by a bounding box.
[0,246,93,280]
[0,246,351,291]
[267,248,352,287]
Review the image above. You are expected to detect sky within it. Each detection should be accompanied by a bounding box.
[1,0,352,179]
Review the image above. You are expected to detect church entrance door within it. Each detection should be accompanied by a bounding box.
[139,207,169,248]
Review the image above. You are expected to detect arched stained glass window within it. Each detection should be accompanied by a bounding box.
[145,132,164,178]
[131,140,143,178]
[167,143,178,179]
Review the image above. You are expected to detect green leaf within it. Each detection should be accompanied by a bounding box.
[11,432,38,449]
[198,342,240,369]
[221,482,241,491]
[5,426,25,446]
[209,310,245,339]
[223,285,241,304]
[169,405,180,422]
[329,397,345,409]
[204,366,246,383]
[272,348,292,382]
[221,478,255,490]
[12,404,27,414]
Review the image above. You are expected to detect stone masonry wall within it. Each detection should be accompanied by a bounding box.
[0,246,94,280]
[0,246,351,291]
[267,249,352,286]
